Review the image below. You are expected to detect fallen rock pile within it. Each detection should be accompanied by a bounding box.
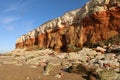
[0,45,119,80]
[4,46,120,73]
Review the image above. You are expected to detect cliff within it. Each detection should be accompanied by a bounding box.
[16,0,120,51]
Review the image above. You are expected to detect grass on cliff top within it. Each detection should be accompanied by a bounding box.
[66,44,82,52]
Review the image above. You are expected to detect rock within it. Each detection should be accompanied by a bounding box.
[29,65,37,68]
[95,46,106,53]
[98,70,120,80]
[15,63,23,66]
[67,52,78,60]
[43,71,50,75]
[55,73,63,78]
[114,68,120,72]
[61,59,70,67]
[16,0,120,52]
[67,63,100,80]
[3,61,18,65]
[56,53,67,59]
[88,74,97,80]
[48,59,61,66]
[108,45,120,53]
[78,48,99,56]
[67,64,89,75]
[38,62,47,66]
[26,77,30,80]
[95,54,105,60]
[43,64,54,75]
[38,76,41,79]
[105,53,116,60]
[25,54,49,65]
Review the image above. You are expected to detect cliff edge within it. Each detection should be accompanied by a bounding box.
[16,0,120,51]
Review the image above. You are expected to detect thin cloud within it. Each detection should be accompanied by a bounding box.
[6,26,14,31]
[23,20,36,31]
[0,17,19,24]
[25,20,35,27]
[3,0,28,12]
[4,6,18,12]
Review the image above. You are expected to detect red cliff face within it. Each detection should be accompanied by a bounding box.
[80,8,120,45]
[16,0,120,51]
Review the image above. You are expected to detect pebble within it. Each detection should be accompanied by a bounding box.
[55,73,63,78]
[3,61,18,65]
[38,76,41,79]
[96,46,106,53]
[43,71,49,75]
[15,63,23,66]
[29,65,37,68]
[26,77,30,80]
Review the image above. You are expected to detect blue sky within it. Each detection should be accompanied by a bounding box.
[0,0,89,53]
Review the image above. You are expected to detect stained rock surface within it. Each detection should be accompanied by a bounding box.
[16,0,120,51]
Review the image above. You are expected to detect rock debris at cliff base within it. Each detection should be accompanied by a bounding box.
[1,45,119,80]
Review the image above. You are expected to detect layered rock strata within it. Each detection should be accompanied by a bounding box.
[16,0,120,51]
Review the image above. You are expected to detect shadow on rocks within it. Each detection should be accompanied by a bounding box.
[65,64,100,80]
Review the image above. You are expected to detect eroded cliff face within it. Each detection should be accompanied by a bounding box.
[16,0,120,51]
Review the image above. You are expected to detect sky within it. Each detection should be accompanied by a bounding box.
[0,0,89,53]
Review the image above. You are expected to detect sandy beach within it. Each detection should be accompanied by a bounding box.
[0,64,83,80]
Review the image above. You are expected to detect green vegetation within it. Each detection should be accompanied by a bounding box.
[66,64,99,80]
[67,64,89,75]
[26,46,46,51]
[0,53,12,56]
[66,64,120,80]
[84,34,120,48]
[67,44,81,52]
[98,70,120,80]
[102,34,120,45]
